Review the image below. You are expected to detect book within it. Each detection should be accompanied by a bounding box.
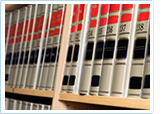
[89,4,110,95]
[141,29,150,99]
[10,7,27,87]
[29,4,49,89]
[127,4,150,98]
[5,98,9,110]
[61,4,79,92]
[15,5,32,88]
[20,4,37,88]
[32,103,39,110]
[44,105,51,110]
[111,4,138,97]
[39,104,45,110]
[16,100,22,110]
[26,102,33,110]
[99,4,121,96]
[21,101,27,110]
[79,4,101,95]
[6,10,20,86]
[8,99,17,110]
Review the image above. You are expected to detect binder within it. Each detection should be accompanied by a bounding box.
[29,4,49,89]
[10,7,27,87]
[44,105,51,110]
[26,102,33,110]
[111,4,138,97]
[128,4,150,98]
[6,10,20,86]
[39,104,45,110]
[67,4,91,94]
[20,4,37,88]
[79,4,101,95]
[89,4,110,95]
[16,100,22,110]
[21,101,28,110]
[8,99,17,110]
[5,98,9,110]
[99,4,121,96]
[32,103,39,110]
[61,4,79,92]
[16,5,32,88]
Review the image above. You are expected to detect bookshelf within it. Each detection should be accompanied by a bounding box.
[5,4,150,110]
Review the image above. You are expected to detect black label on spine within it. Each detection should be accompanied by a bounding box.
[143,75,150,88]
[116,39,129,59]
[69,75,76,85]
[41,49,45,63]
[104,40,115,59]
[129,77,142,89]
[73,45,79,62]
[29,50,35,64]
[62,75,68,85]
[147,37,150,56]
[5,53,9,65]
[5,74,9,81]
[85,42,94,60]
[57,47,60,62]
[8,53,12,65]
[24,51,29,64]
[50,47,57,62]
[44,48,51,63]
[91,75,100,86]
[95,41,105,60]
[33,49,39,64]
[12,52,17,65]
[133,38,146,59]
[19,51,24,64]
[66,46,73,62]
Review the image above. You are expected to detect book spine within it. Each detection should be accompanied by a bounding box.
[36,4,52,89]
[32,103,39,110]
[7,10,20,86]
[61,4,79,92]
[99,4,121,96]
[141,26,150,99]
[29,4,49,89]
[16,5,32,88]
[44,105,51,110]
[39,104,45,110]
[20,5,37,88]
[5,98,9,110]
[45,4,66,90]
[16,100,22,110]
[89,4,110,95]
[128,4,150,98]
[21,101,28,110]
[67,4,91,93]
[26,102,33,110]
[79,4,101,95]
[25,4,40,88]
[111,4,138,97]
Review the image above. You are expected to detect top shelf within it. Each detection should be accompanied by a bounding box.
[5,4,29,13]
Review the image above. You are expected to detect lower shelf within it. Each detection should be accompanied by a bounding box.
[5,86,54,98]
[59,93,150,110]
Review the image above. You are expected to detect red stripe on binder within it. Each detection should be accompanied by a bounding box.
[11,38,15,44]
[62,9,66,25]
[99,18,108,26]
[71,25,76,33]
[56,10,63,26]
[17,23,21,36]
[34,18,40,32]
[78,4,85,21]
[110,4,120,12]
[33,34,38,40]
[24,20,29,34]
[29,19,34,33]
[77,24,82,31]
[91,4,99,17]
[49,30,54,37]
[55,28,60,35]
[44,31,47,38]
[50,12,57,28]
[120,13,132,23]
[108,15,119,24]
[28,35,32,41]
[24,36,28,41]
[46,15,49,29]
[72,5,79,23]
[38,32,41,39]
[90,20,97,28]
[122,4,133,11]
[139,4,150,9]
[12,24,17,36]
[5,40,7,44]
[100,4,110,15]
[40,16,44,30]
[137,12,150,21]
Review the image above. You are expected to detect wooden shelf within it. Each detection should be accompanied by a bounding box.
[5,4,29,12]
[5,86,54,98]
[59,93,150,110]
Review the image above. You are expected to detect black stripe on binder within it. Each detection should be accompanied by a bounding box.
[133,38,146,59]
[8,53,12,65]
[62,75,68,85]
[57,47,60,62]
[19,51,24,64]
[85,42,94,60]
[147,37,150,56]
[33,49,39,64]
[69,75,76,85]
[104,40,115,59]
[24,51,29,64]
[129,77,142,89]
[5,74,9,81]
[5,53,9,64]
[50,47,57,62]
[143,75,150,88]
[116,39,129,59]
[95,41,105,60]
[15,52,19,64]
[73,45,79,62]
[41,49,45,63]
[45,48,51,63]
[29,50,35,64]
[66,46,73,62]
[12,52,17,65]
[91,75,100,86]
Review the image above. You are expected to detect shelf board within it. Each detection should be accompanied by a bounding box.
[5,4,28,12]
[59,93,150,110]
[5,86,54,98]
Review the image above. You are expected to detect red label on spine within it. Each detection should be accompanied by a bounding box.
[40,16,44,30]
[28,35,32,41]
[34,18,40,32]
[137,12,150,21]
[45,31,47,38]
[33,34,38,40]
[55,28,60,35]
[56,10,63,26]
[110,4,120,12]
[122,4,133,11]
[77,24,83,31]
[46,15,49,29]
[5,27,8,38]
[16,38,19,43]
[71,25,76,33]
[49,30,54,37]
[78,4,85,21]
[21,22,24,35]
[12,24,17,36]
[24,20,29,34]
[139,4,150,9]
[100,4,110,15]
[90,20,97,28]
[120,13,132,23]
[108,15,119,24]
[29,19,34,33]
[38,32,41,39]
[50,12,57,28]
[91,4,99,17]
[11,38,15,44]
[99,18,108,26]
[24,36,28,41]
[62,9,66,25]
[72,5,79,23]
